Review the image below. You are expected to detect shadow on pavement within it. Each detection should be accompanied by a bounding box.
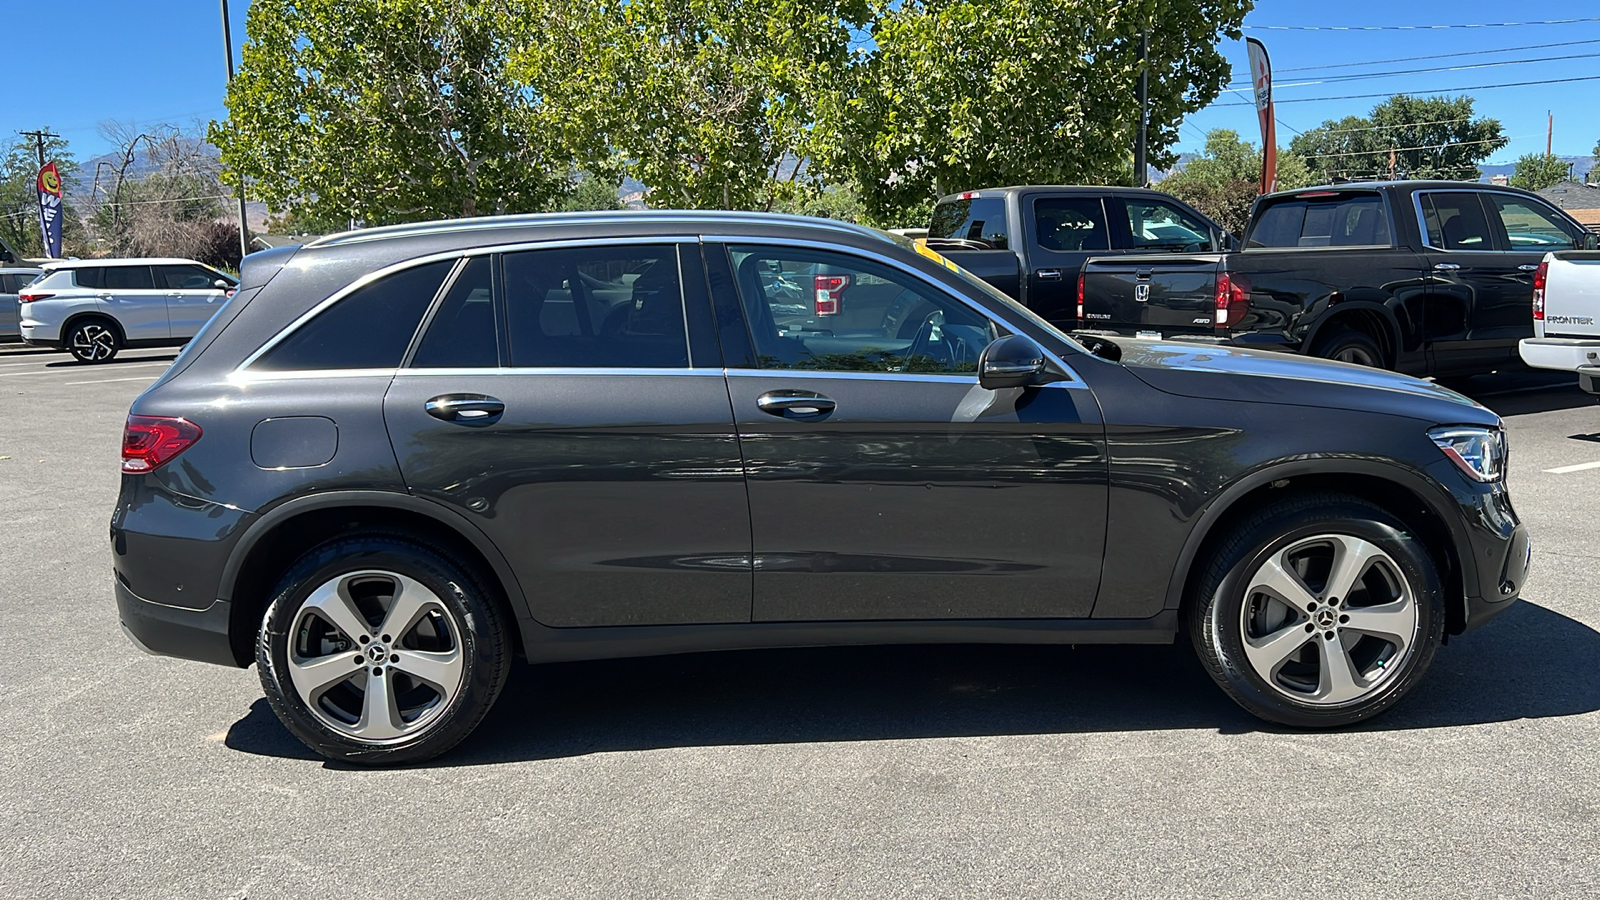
[225,600,1600,767]
[43,353,177,369]
[1443,371,1597,417]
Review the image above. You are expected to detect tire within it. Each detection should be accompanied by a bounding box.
[256,534,512,765]
[66,318,120,363]
[1187,492,1445,728]
[1310,326,1383,368]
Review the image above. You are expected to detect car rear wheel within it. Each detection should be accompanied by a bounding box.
[67,319,119,363]
[1311,327,1383,368]
[256,534,511,765]
[1188,493,1445,728]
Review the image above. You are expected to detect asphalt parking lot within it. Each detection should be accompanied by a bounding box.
[2,342,1598,898]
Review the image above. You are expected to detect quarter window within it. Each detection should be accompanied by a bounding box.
[726,244,997,374]
[503,245,689,368]
[1033,197,1109,252]
[1484,195,1578,251]
[252,260,452,371]
[411,257,498,368]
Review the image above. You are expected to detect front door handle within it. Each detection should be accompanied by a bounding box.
[1518,264,1540,272]
[1433,262,1462,271]
[167,292,182,298]
[1036,269,1063,281]
[756,390,836,419]
[425,394,505,426]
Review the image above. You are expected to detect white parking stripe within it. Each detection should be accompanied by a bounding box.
[62,375,161,386]
[1545,460,1600,474]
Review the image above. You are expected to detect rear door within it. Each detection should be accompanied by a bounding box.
[94,265,170,341]
[1023,194,1111,327]
[710,240,1107,623]
[382,240,752,628]
[155,264,230,338]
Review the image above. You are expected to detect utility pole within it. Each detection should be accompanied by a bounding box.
[1134,28,1149,188]
[1548,111,1553,158]
[220,0,250,263]
[19,129,59,168]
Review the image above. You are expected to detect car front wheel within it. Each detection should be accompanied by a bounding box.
[256,534,511,765]
[1188,493,1445,728]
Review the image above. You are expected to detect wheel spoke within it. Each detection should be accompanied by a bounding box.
[1342,600,1415,650]
[355,667,405,740]
[1242,620,1315,674]
[378,574,442,639]
[1323,536,1384,602]
[390,648,462,700]
[287,651,360,700]
[301,577,372,643]
[1315,634,1367,703]
[1247,554,1319,611]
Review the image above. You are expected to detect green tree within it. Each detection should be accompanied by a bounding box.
[1508,153,1572,192]
[1289,95,1507,182]
[557,173,625,212]
[1159,128,1313,235]
[837,0,1251,223]
[770,183,867,223]
[0,130,80,258]
[212,0,572,226]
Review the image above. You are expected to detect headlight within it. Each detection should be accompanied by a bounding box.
[1429,426,1506,483]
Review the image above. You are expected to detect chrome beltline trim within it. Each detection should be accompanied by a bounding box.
[396,367,724,377]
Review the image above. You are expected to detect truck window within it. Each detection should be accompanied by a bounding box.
[1248,193,1390,248]
[928,197,1009,250]
[1419,193,1493,251]
[1120,198,1212,250]
[1484,195,1578,250]
[1033,197,1109,252]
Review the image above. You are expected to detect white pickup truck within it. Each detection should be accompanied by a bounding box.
[1520,251,1600,394]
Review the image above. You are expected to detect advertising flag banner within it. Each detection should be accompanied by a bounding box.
[1245,37,1277,195]
[36,162,63,259]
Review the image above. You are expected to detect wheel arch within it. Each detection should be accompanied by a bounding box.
[221,491,531,666]
[1304,304,1399,367]
[60,309,125,345]
[1165,460,1477,635]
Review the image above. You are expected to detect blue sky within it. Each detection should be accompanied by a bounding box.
[3,0,1598,167]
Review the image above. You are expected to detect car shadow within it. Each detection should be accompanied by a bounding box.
[1443,371,1597,416]
[44,353,177,369]
[225,599,1600,768]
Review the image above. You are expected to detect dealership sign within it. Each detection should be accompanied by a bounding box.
[37,162,63,259]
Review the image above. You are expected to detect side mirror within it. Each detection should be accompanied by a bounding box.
[978,334,1048,390]
[214,279,231,289]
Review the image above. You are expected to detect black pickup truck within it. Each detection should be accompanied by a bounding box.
[925,186,1231,327]
[1077,181,1598,376]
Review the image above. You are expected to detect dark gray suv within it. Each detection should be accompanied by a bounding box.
[113,211,1528,764]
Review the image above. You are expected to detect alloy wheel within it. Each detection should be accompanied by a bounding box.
[1333,346,1377,366]
[1235,533,1419,706]
[287,570,466,742]
[70,324,117,361]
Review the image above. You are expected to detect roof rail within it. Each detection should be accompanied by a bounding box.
[304,209,893,249]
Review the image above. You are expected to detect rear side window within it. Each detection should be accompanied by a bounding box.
[503,244,689,368]
[1420,193,1493,251]
[1033,197,1109,252]
[252,260,452,371]
[1249,193,1390,248]
[411,257,497,368]
[103,266,155,290]
[928,197,1010,249]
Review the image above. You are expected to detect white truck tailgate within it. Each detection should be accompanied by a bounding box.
[1519,251,1600,392]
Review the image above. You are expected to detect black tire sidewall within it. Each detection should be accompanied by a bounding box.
[256,536,509,765]
[1194,499,1444,728]
[1313,327,1382,368]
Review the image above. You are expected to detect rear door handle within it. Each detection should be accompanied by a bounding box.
[425,394,505,426]
[756,390,836,419]
[1036,269,1063,281]
[1433,262,1461,271]
[1518,264,1540,272]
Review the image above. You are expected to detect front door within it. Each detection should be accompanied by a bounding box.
[710,242,1107,622]
[383,243,752,628]
[154,264,228,339]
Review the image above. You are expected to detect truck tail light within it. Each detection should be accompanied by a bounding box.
[122,415,202,473]
[18,292,51,304]
[1076,270,1086,325]
[1215,271,1251,328]
[1532,259,1547,321]
[814,274,851,316]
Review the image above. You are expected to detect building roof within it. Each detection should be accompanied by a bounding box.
[1536,180,1600,210]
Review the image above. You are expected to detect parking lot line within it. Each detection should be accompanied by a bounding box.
[63,375,162,386]
[1544,460,1600,474]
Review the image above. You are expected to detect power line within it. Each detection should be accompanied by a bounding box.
[1230,50,1600,89]
[1296,135,1523,161]
[1232,36,1600,78]
[1311,117,1471,135]
[1212,73,1600,106]
[1243,17,1600,31]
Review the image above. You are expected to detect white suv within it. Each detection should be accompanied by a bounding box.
[19,258,238,363]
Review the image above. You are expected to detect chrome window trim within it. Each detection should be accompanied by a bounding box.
[228,367,399,383]
[397,367,726,378]
[700,234,1086,388]
[725,368,979,385]
[1413,188,1581,253]
[239,236,700,375]
[400,257,472,368]
[305,210,895,249]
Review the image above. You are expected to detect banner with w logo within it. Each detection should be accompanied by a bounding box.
[37,162,63,259]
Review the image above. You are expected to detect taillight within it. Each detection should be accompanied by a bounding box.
[1076,270,1086,325]
[18,292,51,303]
[1215,271,1251,328]
[122,416,202,473]
[1532,259,1548,321]
[814,274,852,316]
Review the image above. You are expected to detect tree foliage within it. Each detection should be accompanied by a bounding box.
[0,130,81,258]
[1288,95,1507,183]
[88,122,235,261]
[1509,153,1572,192]
[1158,128,1313,235]
[212,0,572,225]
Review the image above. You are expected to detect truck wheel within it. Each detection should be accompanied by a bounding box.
[1311,327,1384,368]
[1187,493,1445,728]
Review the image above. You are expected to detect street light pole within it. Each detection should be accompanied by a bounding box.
[1134,28,1149,188]
[221,0,250,263]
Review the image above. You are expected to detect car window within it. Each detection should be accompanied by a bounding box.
[1484,195,1577,251]
[102,266,155,290]
[726,244,997,375]
[252,260,453,371]
[503,244,689,368]
[411,257,497,368]
[1420,193,1494,251]
[72,267,104,290]
[1032,197,1109,252]
[1249,192,1390,248]
[1121,198,1213,250]
[154,264,222,290]
[927,197,1009,249]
